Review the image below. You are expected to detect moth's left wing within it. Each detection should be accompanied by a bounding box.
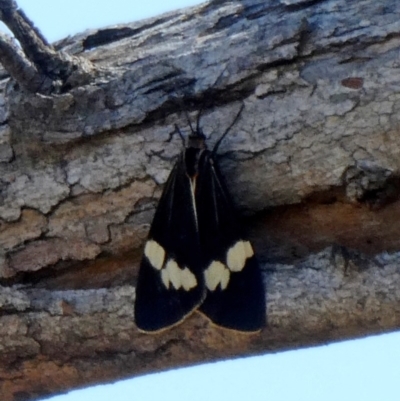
[196,152,266,332]
[134,155,205,332]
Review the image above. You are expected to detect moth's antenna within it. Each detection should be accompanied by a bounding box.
[175,64,230,137]
[174,96,196,135]
[195,107,204,135]
[174,124,186,147]
[183,107,196,135]
[212,103,245,156]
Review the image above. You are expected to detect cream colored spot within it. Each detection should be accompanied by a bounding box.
[161,259,197,291]
[244,241,254,258]
[165,259,182,290]
[144,240,165,270]
[204,261,230,291]
[181,267,197,291]
[227,241,248,272]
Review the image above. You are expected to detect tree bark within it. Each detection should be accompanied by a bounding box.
[1,0,400,399]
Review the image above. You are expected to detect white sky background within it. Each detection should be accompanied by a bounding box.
[1,1,399,400]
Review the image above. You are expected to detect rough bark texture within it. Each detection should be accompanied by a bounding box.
[1,0,400,399]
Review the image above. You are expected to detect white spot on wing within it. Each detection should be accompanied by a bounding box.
[181,267,197,291]
[203,241,255,292]
[244,241,254,258]
[227,241,248,272]
[204,261,230,291]
[165,259,182,290]
[161,259,197,291]
[144,240,165,270]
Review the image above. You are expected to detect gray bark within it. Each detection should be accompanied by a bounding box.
[1,0,400,399]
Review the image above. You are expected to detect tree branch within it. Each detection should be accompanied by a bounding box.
[0,31,54,93]
[0,0,94,93]
[0,0,400,399]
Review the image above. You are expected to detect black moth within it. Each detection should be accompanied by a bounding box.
[134,104,265,332]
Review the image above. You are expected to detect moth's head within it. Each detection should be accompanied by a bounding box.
[187,131,207,150]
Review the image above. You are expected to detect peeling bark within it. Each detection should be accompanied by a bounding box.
[1,0,400,399]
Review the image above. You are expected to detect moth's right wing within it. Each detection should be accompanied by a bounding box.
[134,155,205,332]
[196,153,266,332]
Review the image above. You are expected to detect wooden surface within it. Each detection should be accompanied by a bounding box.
[0,0,400,399]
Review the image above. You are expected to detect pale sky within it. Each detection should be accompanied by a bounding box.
[1,1,399,401]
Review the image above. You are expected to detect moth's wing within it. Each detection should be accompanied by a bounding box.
[134,155,205,332]
[196,153,266,332]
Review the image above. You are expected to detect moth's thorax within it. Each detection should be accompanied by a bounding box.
[187,133,206,150]
[184,133,209,178]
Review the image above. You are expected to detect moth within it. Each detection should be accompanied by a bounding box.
[134,104,265,333]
